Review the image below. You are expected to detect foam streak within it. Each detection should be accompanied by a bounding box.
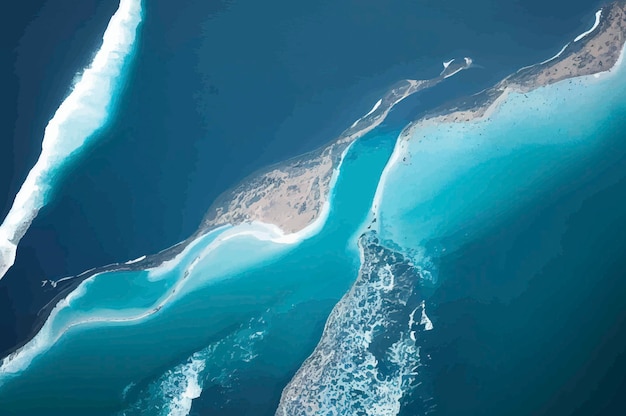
[0,0,143,280]
[575,10,603,42]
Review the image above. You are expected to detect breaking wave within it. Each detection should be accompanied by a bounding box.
[0,0,143,280]
[118,315,268,416]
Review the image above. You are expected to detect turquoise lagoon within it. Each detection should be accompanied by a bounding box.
[376,65,626,282]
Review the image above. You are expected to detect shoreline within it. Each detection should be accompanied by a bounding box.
[403,2,626,131]
[1,212,327,376]
[278,4,626,411]
[372,1,626,225]
[199,63,472,236]
[0,108,370,364]
[0,0,144,282]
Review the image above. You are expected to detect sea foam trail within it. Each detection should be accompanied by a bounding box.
[575,9,603,42]
[0,0,143,280]
[117,315,268,416]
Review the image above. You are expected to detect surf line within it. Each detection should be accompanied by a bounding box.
[0,0,144,281]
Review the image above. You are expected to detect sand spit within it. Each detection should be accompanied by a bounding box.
[404,1,626,131]
[201,63,472,234]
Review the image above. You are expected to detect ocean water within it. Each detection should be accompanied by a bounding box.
[374,52,626,414]
[0,0,119,214]
[0,128,398,415]
[0,0,607,357]
[413,122,626,415]
[2,0,626,415]
[1,0,604,284]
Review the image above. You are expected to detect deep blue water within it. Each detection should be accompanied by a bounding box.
[1,0,623,414]
[0,0,121,356]
[0,0,119,215]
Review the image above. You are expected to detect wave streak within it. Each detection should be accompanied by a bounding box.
[0,0,144,280]
[117,315,268,416]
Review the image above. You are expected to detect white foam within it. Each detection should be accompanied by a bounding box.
[351,98,383,128]
[377,264,395,291]
[574,9,602,42]
[277,251,423,416]
[146,225,231,281]
[539,42,570,65]
[443,57,473,79]
[443,67,464,78]
[371,134,406,220]
[419,301,434,331]
[376,38,626,227]
[117,316,268,416]
[165,357,206,416]
[0,0,143,280]
[364,98,382,118]
[125,255,146,265]
[407,301,434,339]
[0,185,333,377]
[443,59,454,69]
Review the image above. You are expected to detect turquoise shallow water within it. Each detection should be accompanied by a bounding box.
[259,47,626,416]
[411,115,626,415]
[377,66,626,282]
[0,129,398,415]
[373,54,626,414]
